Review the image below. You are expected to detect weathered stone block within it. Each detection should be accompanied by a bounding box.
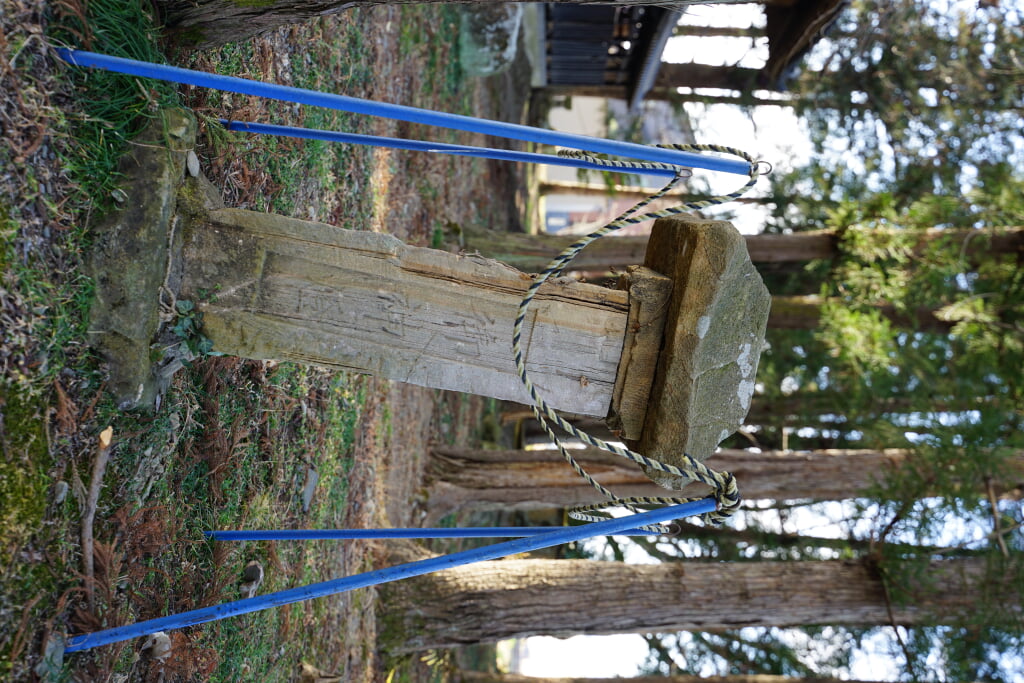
[88,108,194,409]
[631,216,771,489]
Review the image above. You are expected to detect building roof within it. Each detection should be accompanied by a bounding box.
[763,0,848,88]
[538,1,848,102]
[629,8,683,111]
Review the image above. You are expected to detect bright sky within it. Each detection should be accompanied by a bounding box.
[517,634,651,677]
[664,4,814,234]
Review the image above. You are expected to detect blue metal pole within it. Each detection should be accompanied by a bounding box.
[57,49,752,176]
[205,526,659,541]
[222,120,681,179]
[65,498,716,653]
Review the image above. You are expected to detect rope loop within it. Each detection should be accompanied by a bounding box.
[513,142,762,528]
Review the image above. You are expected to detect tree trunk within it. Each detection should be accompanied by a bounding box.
[158,0,724,49]
[462,226,832,276]
[504,391,1004,443]
[378,555,986,652]
[544,71,770,100]
[454,674,894,683]
[743,392,999,425]
[655,63,764,91]
[641,88,798,107]
[673,25,765,39]
[538,181,776,206]
[542,85,634,100]
[769,295,955,333]
[462,225,1024,279]
[423,446,1024,520]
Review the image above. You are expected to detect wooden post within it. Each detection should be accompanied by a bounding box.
[631,218,771,485]
[176,194,771,477]
[459,224,834,275]
[179,204,630,417]
[92,108,771,488]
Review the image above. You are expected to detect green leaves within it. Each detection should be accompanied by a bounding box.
[793,0,1023,208]
[817,303,896,377]
[171,300,215,358]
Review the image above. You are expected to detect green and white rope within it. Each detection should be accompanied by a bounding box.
[513,143,766,527]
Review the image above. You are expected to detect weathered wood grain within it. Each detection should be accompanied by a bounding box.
[180,208,629,416]
[608,266,672,440]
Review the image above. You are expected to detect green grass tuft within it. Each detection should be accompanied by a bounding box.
[50,0,178,211]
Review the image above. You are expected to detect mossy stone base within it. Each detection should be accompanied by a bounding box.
[88,108,194,409]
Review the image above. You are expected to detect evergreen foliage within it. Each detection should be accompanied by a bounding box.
[790,0,1023,217]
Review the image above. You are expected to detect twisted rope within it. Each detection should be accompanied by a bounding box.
[513,143,766,527]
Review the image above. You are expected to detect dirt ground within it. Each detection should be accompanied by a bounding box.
[2,3,531,680]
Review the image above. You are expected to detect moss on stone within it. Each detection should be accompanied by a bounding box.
[0,386,51,563]
[169,24,208,48]
[88,107,195,409]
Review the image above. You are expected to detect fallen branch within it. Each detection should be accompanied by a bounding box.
[986,476,1011,558]
[300,662,342,683]
[82,426,113,612]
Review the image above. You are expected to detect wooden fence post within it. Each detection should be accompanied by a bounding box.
[91,108,770,483]
[178,203,630,417]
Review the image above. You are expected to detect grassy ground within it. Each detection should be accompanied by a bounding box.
[2,1,524,680]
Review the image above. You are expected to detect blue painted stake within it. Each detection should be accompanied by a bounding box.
[56,49,752,176]
[205,526,659,541]
[222,119,681,179]
[65,498,716,653]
